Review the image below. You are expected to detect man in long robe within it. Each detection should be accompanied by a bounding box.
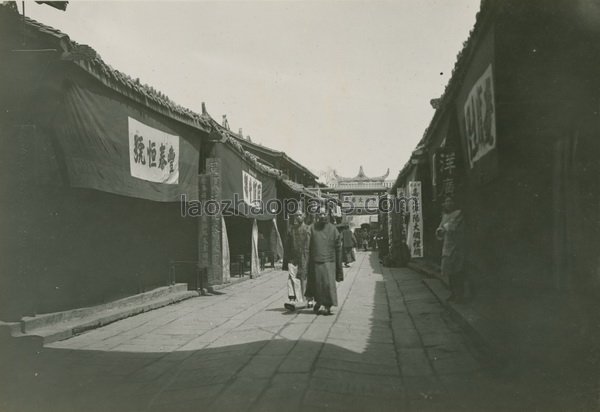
[306,209,343,316]
[436,197,466,302]
[341,225,356,267]
[282,211,311,311]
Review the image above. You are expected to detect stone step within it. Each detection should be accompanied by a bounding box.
[9,284,198,345]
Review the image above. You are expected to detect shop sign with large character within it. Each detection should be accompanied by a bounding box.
[463,64,496,168]
[129,117,179,184]
[433,147,457,199]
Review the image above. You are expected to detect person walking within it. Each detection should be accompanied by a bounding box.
[341,225,356,267]
[361,229,369,251]
[282,211,311,311]
[436,197,466,303]
[305,209,343,316]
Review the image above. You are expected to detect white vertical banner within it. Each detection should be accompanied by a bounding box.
[387,193,394,253]
[397,187,408,242]
[407,181,424,258]
[221,216,230,283]
[251,219,260,277]
[272,217,284,261]
[243,171,263,206]
[128,117,179,183]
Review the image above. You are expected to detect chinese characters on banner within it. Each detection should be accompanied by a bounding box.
[464,64,496,168]
[406,181,423,258]
[397,187,408,241]
[387,193,393,253]
[435,148,457,198]
[243,170,263,206]
[128,117,179,184]
[341,194,379,211]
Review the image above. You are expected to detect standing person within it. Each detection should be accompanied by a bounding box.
[257,232,268,270]
[341,225,356,267]
[436,197,466,303]
[306,209,343,316]
[377,231,388,261]
[282,211,311,311]
[361,229,369,251]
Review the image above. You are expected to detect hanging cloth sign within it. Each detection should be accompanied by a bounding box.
[271,217,284,261]
[213,142,277,220]
[251,219,260,277]
[243,170,263,206]
[221,216,230,283]
[128,117,179,184]
[54,75,200,202]
[406,181,424,258]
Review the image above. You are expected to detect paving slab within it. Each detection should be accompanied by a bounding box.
[0,252,572,411]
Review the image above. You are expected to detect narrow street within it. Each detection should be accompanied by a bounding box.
[2,253,561,411]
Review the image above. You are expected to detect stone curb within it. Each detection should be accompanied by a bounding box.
[8,288,199,345]
[2,268,283,347]
[206,267,280,293]
[21,283,191,332]
[407,260,447,286]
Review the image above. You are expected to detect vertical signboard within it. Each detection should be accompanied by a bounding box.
[387,193,393,253]
[407,181,423,258]
[397,187,408,242]
[434,148,457,199]
[463,64,496,169]
[243,170,263,206]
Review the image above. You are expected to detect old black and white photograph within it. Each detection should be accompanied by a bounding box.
[1,0,600,410]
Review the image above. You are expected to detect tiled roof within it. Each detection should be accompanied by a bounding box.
[230,132,318,180]
[77,57,211,132]
[2,4,324,185]
[1,4,211,133]
[208,117,283,178]
[414,0,496,151]
[389,0,497,190]
[281,179,320,199]
[334,166,390,183]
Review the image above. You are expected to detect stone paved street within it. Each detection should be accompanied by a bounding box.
[0,252,566,411]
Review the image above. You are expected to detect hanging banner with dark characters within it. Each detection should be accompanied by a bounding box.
[129,117,179,184]
[463,64,496,169]
[54,75,200,202]
[406,181,423,258]
[213,142,277,220]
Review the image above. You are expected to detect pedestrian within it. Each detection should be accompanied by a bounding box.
[361,229,369,251]
[282,211,312,311]
[377,231,388,261]
[341,225,356,267]
[435,197,466,303]
[305,208,343,316]
[257,232,268,270]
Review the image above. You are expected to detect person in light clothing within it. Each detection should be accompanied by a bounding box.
[436,197,466,303]
[283,211,311,311]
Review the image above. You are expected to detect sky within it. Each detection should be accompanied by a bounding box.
[23,0,480,179]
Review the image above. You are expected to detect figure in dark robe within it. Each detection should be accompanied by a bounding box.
[341,225,356,267]
[306,209,343,315]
